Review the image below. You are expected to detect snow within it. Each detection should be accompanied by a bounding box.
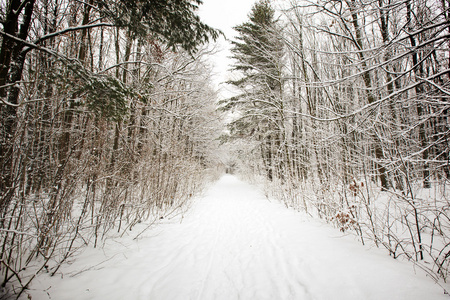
[28,175,447,299]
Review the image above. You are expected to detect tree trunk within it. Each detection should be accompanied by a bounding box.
[348,0,388,189]
[0,0,35,214]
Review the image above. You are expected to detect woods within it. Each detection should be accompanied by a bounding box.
[0,0,221,296]
[222,0,450,284]
[1,0,450,297]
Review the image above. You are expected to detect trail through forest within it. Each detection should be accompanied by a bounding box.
[29,175,446,299]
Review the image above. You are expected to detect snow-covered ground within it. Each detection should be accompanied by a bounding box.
[28,175,447,299]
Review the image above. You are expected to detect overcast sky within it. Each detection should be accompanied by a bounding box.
[198,0,258,99]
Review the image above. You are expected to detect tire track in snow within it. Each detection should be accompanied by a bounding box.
[250,200,313,300]
[196,209,223,300]
[194,178,312,300]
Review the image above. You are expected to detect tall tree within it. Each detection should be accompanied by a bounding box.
[223,0,285,181]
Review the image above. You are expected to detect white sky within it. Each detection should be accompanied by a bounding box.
[198,0,257,99]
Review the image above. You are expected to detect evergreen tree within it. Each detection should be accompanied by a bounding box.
[108,0,220,54]
[222,0,284,180]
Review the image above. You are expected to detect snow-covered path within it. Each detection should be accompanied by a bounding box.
[31,175,446,299]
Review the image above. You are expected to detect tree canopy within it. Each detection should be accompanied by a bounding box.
[103,0,221,54]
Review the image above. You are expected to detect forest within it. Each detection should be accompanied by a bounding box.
[0,0,449,297]
[222,0,450,288]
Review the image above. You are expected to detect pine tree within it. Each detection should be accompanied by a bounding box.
[223,0,284,181]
